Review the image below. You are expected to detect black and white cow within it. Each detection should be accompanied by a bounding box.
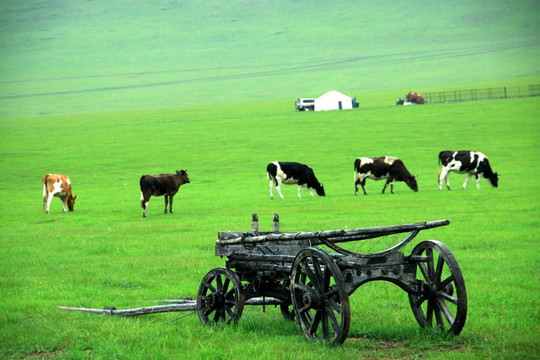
[140,170,190,217]
[354,157,418,195]
[438,151,498,190]
[266,161,325,199]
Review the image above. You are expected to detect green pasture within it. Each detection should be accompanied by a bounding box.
[1,97,539,359]
[1,0,539,359]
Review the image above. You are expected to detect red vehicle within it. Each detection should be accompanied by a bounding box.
[406,92,425,104]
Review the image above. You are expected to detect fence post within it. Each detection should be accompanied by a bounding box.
[272,213,279,233]
[252,213,259,233]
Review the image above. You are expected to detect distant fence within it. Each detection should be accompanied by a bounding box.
[423,84,540,104]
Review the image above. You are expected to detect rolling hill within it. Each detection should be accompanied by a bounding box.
[0,0,538,116]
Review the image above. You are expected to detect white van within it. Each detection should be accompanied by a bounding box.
[295,98,315,111]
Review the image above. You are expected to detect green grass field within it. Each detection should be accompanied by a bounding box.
[1,98,539,359]
[1,1,539,359]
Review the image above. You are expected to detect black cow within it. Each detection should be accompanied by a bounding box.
[438,151,498,190]
[354,157,418,195]
[266,161,325,199]
[140,170,190,217]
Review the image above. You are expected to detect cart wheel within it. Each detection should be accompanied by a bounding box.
[408,240,467,335]
[290,248,350,345]
[280,303,295,321]
[279,280,295,321]
[197,267,245,325]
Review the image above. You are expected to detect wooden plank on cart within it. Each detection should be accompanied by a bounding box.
[216,220,450,247]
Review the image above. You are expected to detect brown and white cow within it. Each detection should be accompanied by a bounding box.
[42,174,77,214]
[354,157,418,195]
[140,170,191,217]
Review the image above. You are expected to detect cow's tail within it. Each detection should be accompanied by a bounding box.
[353,158,360,182]
[267,171,278,186]
[266,163,277,185]
[139,175,145,189]
[437,152,443,181]
[437,156,441,182]
[42,174,49,209]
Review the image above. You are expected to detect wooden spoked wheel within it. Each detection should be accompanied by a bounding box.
[280,303,295,321]
[408,240,467,335]
[197,267,245,325]
[290,248,350,345]
[279,280,296,321]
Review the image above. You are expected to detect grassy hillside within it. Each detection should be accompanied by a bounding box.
[1,0,539,116]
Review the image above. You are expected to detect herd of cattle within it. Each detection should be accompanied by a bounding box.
[42,151,499,217]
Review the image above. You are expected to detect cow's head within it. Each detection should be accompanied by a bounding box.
[67,194,77,211]
[406,176,418,192]
[176,170,191,184]
[488,173,499,188]
[315,183,326,196]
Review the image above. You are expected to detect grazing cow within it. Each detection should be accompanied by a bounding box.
[140,170,190,217]
[438,151,499,190]
[266,161,325,199]
[42,174,77,214]
[354,157,418,195]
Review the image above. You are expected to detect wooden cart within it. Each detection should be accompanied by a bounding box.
[197,214,467,345]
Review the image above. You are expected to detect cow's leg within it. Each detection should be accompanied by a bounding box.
[45,193,54,214]
[360,178,368,195]
[354,178,360,196]
[462,174,473,190]
[382,180,390,194]
[164,195,169,213]
[43,185,48,211]
[276,180,284,199]
[308,187,315,197]
[169,195,174,213]
[475,174,481,189]
[141,192,150,217]
[445,174,452,190]
[382,178,395,194]
[269,180,274,199]
[439,167,450,190]
[60,195,68,212]
[297,185,302,198]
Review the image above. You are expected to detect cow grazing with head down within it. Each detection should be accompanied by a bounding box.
[266,161,325,199]
[42,174,77,214]
[140,170,190,217]
[438,151,498,190]
[354,157,418,195]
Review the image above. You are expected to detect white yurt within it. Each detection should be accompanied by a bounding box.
[315,91,354,111]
